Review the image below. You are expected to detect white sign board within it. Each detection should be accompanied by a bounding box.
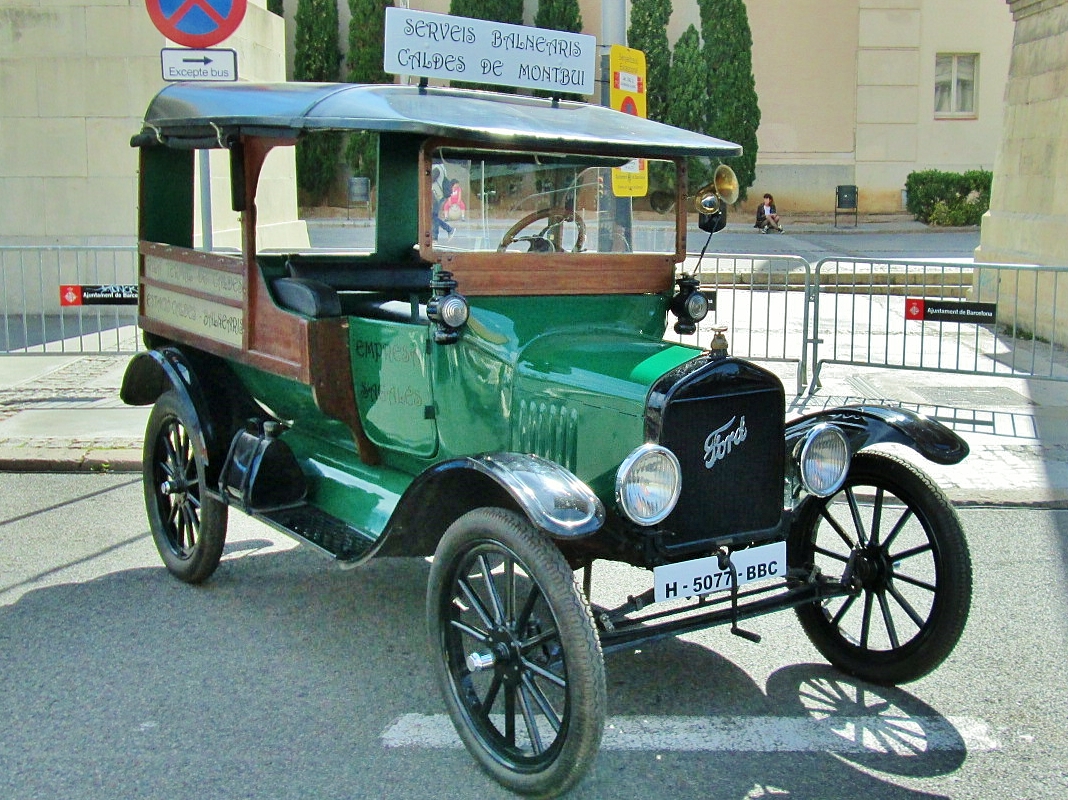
[161,48,238,82]
[384,8,595,96]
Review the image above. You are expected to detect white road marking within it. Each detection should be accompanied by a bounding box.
[382,713,1000,753]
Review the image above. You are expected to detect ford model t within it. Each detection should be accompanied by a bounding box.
[122,82,971,797]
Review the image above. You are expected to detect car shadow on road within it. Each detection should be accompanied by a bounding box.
[0,547,976,799]
[592,638,966,799]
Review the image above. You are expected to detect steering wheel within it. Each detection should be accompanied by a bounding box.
[497,207,587,253]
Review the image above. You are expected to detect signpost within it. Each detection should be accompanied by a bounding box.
[383,8,596,97]
[607,45,648,197]
[145,0,246,252]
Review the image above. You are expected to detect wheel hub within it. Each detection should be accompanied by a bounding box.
[853,546,891,590]
[464,628,527,685]
[161,477,188,497]
[489,629,524,685]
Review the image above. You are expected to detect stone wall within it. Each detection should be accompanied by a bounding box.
[976,0,1068,348]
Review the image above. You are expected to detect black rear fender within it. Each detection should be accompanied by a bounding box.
[785,405,969,466]
[121,347,249,471]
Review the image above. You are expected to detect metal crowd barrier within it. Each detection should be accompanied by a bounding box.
[4,246,1068,401]
[673,252,812,395]
[808,258,1068,393]
[1,246,141,355]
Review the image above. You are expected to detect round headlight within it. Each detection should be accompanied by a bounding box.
[798,424,851,497]
[684,290,709,322]
[615,444,682,525]
[435,293,469,328]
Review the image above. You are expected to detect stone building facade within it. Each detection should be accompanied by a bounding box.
[0,0,294,247]
[286,0,1014,214]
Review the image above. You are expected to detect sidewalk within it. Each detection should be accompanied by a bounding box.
[723,211,938,235]
[2,349,1066,508]
[0,355,146,474]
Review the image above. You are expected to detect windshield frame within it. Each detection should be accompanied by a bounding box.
[418,138,687,297]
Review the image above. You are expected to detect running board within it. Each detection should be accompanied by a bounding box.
[253,503,377,564]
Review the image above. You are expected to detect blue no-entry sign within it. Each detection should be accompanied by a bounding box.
[146,0,247,49]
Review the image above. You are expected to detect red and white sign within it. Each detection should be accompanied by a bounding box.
[146,0,246,49]
[60,285,83,307]
[60,285,138,306]
[613,70,644,95]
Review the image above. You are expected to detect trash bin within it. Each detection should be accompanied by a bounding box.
[835,185,858,228]
[348,176,371,219]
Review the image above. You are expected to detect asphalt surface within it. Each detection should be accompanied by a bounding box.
[2,473,1066,799]
[1,219,1066,507]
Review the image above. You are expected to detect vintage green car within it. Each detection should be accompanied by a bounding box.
[121,82,972,798]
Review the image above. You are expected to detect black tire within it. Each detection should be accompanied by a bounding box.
[790,452,971,684]
[143,390,228,584]
[427,508,606,798]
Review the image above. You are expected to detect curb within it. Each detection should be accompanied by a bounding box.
[0,446,142,474]
[947,490,1068,510]
[3,444,1065,509]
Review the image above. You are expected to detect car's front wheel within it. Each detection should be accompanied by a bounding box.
[428,507,606,798]
[790,452,971,685]
[143,390,228,584]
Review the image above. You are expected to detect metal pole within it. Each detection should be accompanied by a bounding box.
[199,150,213,252]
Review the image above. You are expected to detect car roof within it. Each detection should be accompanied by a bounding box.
[134,82,741,160]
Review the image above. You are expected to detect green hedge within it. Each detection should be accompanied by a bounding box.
[904,169,992,226]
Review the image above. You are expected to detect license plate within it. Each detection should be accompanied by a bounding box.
[653,541,786,603]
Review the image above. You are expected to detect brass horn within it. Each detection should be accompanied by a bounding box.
[649,164,740,215]
[693,164,740,214]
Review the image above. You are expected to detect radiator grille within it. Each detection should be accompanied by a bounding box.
[654,360,785,544]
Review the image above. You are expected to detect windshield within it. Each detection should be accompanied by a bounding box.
[430,147,679,256]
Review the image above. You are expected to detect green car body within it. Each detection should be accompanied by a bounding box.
[122,81,973,799]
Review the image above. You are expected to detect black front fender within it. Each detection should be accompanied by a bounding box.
[374,453,606,558]
[785,405,969,466]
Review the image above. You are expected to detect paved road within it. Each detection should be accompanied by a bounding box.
[2,473,1066,799]
[308,219,984,263]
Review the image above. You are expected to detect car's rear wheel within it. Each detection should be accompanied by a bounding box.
[143,390,227,584]
[791,452,971,684]
[428,508,605,798]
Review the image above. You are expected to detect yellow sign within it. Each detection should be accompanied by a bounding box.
[609,45,647,118]
[608,45,648,197]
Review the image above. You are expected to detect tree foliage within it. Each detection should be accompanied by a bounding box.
[345,0,391,182]
[294,0,341,82]
[450,0,522,24]
[697,0,759,201]
[665,25,712,189]
[534,0,582,33]
[294,0,342,202]
[627,0,672,124]
[267,0,284,16]
[532,0,583,100]
[448,0,523,91]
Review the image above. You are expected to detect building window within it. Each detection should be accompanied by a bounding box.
[935,54,978,117]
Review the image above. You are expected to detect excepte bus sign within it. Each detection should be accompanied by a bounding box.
[383,8,595,96]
